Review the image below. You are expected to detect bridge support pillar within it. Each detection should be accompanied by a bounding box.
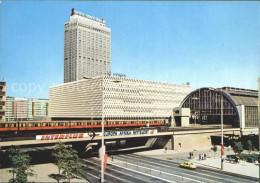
[171,136,174,150]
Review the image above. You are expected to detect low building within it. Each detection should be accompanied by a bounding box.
[5,97,49,121]
[0,82,6,121]
[49,76,192,123]
[179,87,258,129]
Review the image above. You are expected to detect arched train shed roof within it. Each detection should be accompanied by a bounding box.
[220,87,258,106]
[180,87,258,108]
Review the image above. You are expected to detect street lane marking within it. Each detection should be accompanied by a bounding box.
[105,172,129,182]
[126,154,250,183]
[198,169,258,183]
[109,162,176,183]
[82,159,100,166]
[83,159,131,183]
[87,172,99,179]
[117,155,216,182]
[124,155,246,183]
[111,158,202,183]
[84,158,154,183]
[108,168,151,183]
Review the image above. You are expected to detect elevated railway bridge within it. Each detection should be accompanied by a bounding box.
[0,125,256,152]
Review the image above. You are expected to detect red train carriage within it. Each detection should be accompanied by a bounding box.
[0,119,165,132]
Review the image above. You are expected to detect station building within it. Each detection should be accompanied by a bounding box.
[49,76,192,122]
[178,87,258,129]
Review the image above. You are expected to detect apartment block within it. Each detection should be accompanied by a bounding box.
[0,82,6,121]
[5,97,49,121]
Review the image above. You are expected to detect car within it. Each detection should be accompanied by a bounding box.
[179,162,197,170]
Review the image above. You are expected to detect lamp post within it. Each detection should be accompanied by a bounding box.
[220,88,224,171]
[100,77,122,182]
[84,76,122,182]
[209,88,224,170]
[83,76,104,182]
[101,76,105,183]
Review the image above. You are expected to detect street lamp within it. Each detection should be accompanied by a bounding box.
[84,76,122,182]
[191,97,199,125]
[101,76,105,183]
[209,88,224,170]
[100,77,122,182]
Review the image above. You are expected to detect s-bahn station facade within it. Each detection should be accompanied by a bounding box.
[178,87,258,129]
[49,81,258,151]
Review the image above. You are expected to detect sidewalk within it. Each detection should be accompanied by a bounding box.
[134,148,259,179]
[0,163,89,182]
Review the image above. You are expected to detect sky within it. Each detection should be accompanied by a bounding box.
[0,1,259,99]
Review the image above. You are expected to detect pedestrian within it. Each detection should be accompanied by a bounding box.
[228,156,231,163]
[202,153,204,160]
[112,156,114,161]
[165,147,167,153]
[192,151,195,159]
[204,153,207,160]
[189,152,192,159]
[235,156,238,164]
[199,154,201,160]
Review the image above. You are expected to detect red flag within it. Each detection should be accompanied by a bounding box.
[221,145,225,156]
[104,154,108,173]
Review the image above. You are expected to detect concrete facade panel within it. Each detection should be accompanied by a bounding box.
[50,76,192,120]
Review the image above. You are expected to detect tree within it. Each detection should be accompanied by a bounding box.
[61,147,83,183]
[52,142,68,183]
[246,140,252,154]
[211,145,217,158]
[52,142,82,183]
[233,141,244,155]
[7,146,35,183]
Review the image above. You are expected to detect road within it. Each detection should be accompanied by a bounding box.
[80,153,258,183]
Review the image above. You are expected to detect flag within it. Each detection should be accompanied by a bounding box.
[221,144,225,156]
[104,154,108,173]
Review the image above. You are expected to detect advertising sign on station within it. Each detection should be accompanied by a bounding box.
[36,129,157,140]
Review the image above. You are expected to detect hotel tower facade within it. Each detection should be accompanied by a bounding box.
[64,9,111,83]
